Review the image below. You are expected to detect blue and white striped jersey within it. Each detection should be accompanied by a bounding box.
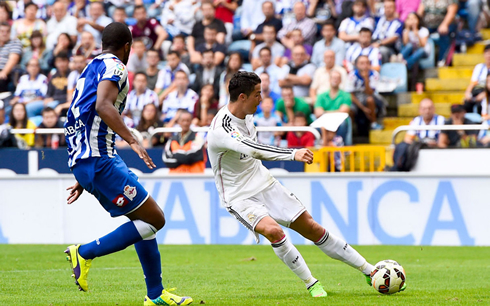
[345,43,381,70]
[64,53,129,168]
[406,115,445,140]
[372,17,403,41]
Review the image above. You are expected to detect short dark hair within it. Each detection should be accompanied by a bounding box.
[54,51,69,61]
[134,5,146,13]
[25,2,39,11]
[114,6,126,12]
[259,46,271,56]
[355,55,370,65]
[133,37,145,45]
[134,71,148,80]
[263,24,276,32]
[102,22,132,50]
[0,22,11,30]
[173,34,186,42]
[202,49,214,56]
[205,24,219,32]
[281,85,293,91]
[167,50,180,58]
[228,71,261,102]
[485,44,490,52]
[322,20,335,30]
[175,69,188,78]
[42,107,56,116]
[359,27,372,34]
[354,0,367,7]
[294,112,306,121]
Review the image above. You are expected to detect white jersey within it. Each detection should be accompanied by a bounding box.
[207,106,297,206]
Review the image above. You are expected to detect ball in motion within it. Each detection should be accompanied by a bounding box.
[370,259,406,294]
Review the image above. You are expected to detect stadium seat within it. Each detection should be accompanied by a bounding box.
[379,63,407,93]
[419,38,435,69]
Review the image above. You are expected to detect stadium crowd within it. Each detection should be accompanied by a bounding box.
[0,0,489,159]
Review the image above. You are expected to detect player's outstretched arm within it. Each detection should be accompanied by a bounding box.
[66,181,84,204]
[294,148,314,164]
[95,80,156,169]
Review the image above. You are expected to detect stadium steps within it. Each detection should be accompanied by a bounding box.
[480,28,490,40]
[382,117,412,129]
[452,54,482,66]
[425,78,471,91]
[398,103,452,117]
[411,92,465,104]
[369,130,406,145]
[437,67,473,79]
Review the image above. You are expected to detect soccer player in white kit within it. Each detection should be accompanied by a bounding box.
[207,71,375,297]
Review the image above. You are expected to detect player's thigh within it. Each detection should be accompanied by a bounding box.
[262,182,306,228]
[126,195,165,230]
[227,196,270,242]
[254,216,285,242]
[289,210,325,242]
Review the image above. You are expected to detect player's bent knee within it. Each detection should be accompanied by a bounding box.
[263,226,285,243]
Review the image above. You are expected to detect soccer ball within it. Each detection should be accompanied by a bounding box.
[370,259,406,294]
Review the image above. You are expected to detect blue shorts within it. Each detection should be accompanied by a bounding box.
[72,155,149,217]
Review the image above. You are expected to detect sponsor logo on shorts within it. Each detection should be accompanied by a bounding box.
[124,185,137,201]
[112,194,129,207]
[247,213,256,224]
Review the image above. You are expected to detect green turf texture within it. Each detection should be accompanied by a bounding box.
[0,245,488,305]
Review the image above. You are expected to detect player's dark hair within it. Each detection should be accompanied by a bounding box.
[259,46,272,56]
[228,71,261,102]
[102,22,132,51]
[322,19,335,30]
[42,106,56,116]
[134,71,148,80]
[359,27,372,34]
[134,5,146,13]
[167,50,180,58]
[24,2,38,11]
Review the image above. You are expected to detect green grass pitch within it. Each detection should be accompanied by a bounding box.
[0,245,489,305]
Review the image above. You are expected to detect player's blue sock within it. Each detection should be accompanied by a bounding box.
[135,238,164,300]
[78,221,142,259]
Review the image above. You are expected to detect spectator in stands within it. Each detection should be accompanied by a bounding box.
[417,0,458,66]
[155,51,190,102]
[287,112,315,147]
[479,75,490,119]
[0,22,22,93]
[255,47,283,97]
[254,97,283,145]
[464,44,490,109]
[162,70,199,125]
[78,1,112,45]
[11,2,46,49]
[279,29,313,66]
[213,0,238,44]
[259,71,280,103]
[278,45,316,98]
[238,0,266,41]
[312,20,345,67]
[0,3,12,26]
[34,107,66,149]
[72,0,90,19]
[251,25,284,70]
[42,52,70,121]
[219,52,242,107]
[345,27,381,72]
[372,0,403,64]
[276,86,312,125]
[188,1,226,63]
[163,109,206,173]
[191,49,223,100]
[10,58,48,120]
[345,55,383,131]
[193,84,219,127]
[46,1,77,50]
[400,12,431,70]
[0,99,18,148]
[438,104,479,148]
[310,50,348,103]
[194,24,227,66]
[145,49,160,90]
[170,34,191,70]
[46,33,74,70]
[396,0,421,22]
[253,1,283,45]
[125,72,160,125]
[129,5,168,51]
[404,98,445,146]
[56,54,85,116]
[338,0,375,45]
[463,0,481,34]
[314,70,351,142]
[127,38,148,73]
[112,6,127,23]
[136,103,165,148]
[160,0,197,39]
[20,30,48,71]
[278,2,316,46]
[74,31,101,61]
[9,102,36,148]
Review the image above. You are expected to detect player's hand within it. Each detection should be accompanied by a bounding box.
[67,182,84,204]
[294,148,314,164]
[130,142,156,169]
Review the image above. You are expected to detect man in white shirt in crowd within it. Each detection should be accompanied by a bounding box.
[46,1,78,50]
[155,51,190,103]
[277,2,317,46]
[125,72,160,126]
[127,38,148,74]
[310,50,348,104]
[371,0,403,63]
[404,98,445,146]
[345,27,381,72]
[254,47,283,95]
[465,44,490,103]
[251,25,285,70]
[312,20,345,67]
[78,1,112,45]
[239,0,266,40]
[338,0,374,45]
[278,45,316,98]
[162,70,199,126]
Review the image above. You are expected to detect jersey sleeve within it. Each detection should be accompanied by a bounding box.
[100,58,128,90]
[212,122,296,161]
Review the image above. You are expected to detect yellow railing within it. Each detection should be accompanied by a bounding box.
[305,146,386,173]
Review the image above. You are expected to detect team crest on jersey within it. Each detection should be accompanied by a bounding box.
[124,185,137,201]
[247,213,256,224]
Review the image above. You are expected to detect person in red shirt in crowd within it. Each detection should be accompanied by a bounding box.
[129,5,168,51]
[213,0,238,44]
[287,112,316,148]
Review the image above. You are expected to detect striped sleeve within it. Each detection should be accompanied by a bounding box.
[218,114,296,161]
[101,58,128,90]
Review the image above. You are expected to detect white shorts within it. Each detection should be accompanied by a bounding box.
[226,181,306,243]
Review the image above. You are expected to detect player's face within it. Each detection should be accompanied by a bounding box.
[243,84,262,114]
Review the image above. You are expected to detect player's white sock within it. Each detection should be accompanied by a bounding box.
[271,236,318,289]
[315,229,374,275]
